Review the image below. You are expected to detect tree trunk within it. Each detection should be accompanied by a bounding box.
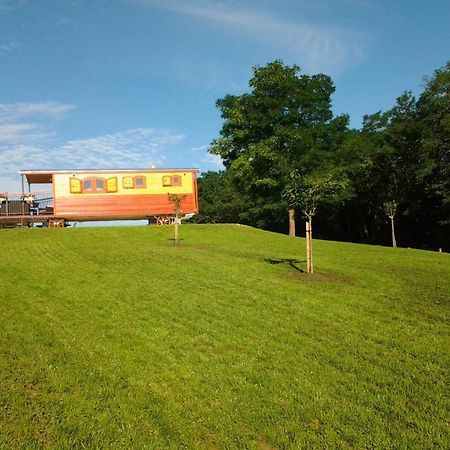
[390,215,397,248]
[174,214,180,245]
[288,209,295,237]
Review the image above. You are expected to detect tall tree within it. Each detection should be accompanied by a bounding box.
[416,62,450,248]
[210,60,348,237]
[418,62,450,203]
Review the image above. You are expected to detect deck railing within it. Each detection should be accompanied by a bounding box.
[0,191,53,217]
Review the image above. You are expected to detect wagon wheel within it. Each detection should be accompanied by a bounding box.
[48,218,65,228]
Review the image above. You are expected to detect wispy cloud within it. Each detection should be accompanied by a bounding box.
[188,144,224,170]
[0,128,186,189]
[0,101,186,190]
[0,123,52,145]
[53,128,185,168]
[0,41,18,55]
[0,102,76,180]
[0,101,75,122]
[201,152,224,171]
[133,0,365,72]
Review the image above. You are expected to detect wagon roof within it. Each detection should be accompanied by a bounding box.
[20,168,200,184]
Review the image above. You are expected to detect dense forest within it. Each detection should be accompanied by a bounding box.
[194,60,450,251]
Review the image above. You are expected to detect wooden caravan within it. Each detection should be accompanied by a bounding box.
[0,168,199,227]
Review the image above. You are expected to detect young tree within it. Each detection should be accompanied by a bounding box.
[210,60,348,237]
[168,193,187,245]
[383,200,398,248]
[284,170,347,273]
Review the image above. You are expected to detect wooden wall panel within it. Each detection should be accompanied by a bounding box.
[55,193,198,221]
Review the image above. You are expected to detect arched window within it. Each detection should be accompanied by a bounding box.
[83,177,106,193]
[162,175,182,187]
[134,176,146,188]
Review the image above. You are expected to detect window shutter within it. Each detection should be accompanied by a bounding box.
[106,177,118,193]
[70,177,82,193]
[123,176,133,188]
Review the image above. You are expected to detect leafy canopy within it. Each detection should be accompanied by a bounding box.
[210,60,348,204]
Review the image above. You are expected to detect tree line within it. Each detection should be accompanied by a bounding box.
[194,60,450,251]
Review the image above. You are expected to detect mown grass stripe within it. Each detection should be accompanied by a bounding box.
[0,224,449,448]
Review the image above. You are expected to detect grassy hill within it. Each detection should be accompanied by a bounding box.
[0,224,449,449]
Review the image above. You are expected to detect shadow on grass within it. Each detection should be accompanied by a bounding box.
[264,258,305,272]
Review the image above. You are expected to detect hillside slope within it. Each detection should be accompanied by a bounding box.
[0,224,449,448]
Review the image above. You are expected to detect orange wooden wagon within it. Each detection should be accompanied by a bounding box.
[0,168,199,227]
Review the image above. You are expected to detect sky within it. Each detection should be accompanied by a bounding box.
[1,0,449,192]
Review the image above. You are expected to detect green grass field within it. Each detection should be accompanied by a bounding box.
[0,224,449,449]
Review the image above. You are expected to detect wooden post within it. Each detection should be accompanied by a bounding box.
[20,174,25,228]
[305,218,314,274]
[309,217,314,274]
[174,214,180,245]
[306,220,311,273]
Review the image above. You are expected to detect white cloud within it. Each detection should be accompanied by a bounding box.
[0,123,49,145]
[0,128,185,171]
[0,100,187,191]
[0,102,76,189]
[0,101,75,122]
[54,128,185,168]
[0,128,186,191]
[188,144,209,154]
[201,152,224,171]
[188,144,224,171]
[0,42,17,55]
[133,0,365,72]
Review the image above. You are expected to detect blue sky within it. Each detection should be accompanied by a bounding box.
[1,0,449,192]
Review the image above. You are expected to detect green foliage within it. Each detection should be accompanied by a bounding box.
[167,193,187,216]
[0,225,449,448]
[210,60,349,229]
[303,61,449,249]
[195,171,288,231]
[284,169,348,219]
[417,62,450,209]
[167,193,187,245]
[337,63,450,248]
[205,60,450,250]
[383,200,398,219]
[194,171,251,224]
